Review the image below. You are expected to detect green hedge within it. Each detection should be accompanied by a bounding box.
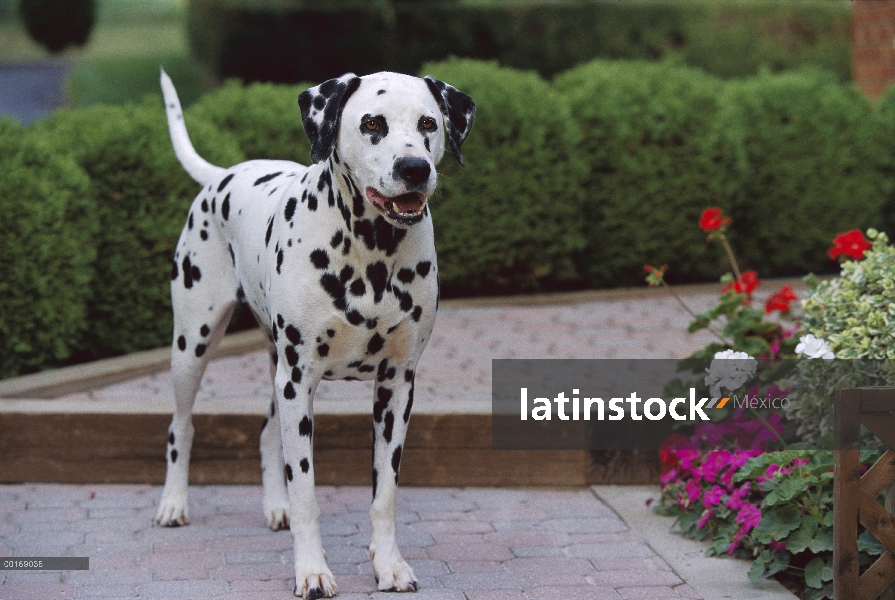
[554,59,734,287]
[186,79,313,163]
[31,100,245,359]
[0,118,96,378]
[5,57,895,377]
[422,59,587,293]
[716,69,890,276]
[187,0,851,85]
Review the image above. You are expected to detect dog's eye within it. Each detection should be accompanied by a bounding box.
[364,120,378,131]
[420,118,436,131]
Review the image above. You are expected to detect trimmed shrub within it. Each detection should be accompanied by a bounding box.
[420,58,587,295]
[187,0,851,85]
[554,59,733,287]
[714,69,890,276]
[0,118,96,378]
[19,0,95,53]
[30,99,245,359]
[186,79,313,163]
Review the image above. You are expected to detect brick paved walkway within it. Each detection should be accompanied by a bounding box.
[1,284,798,599]
[0,484,701,600]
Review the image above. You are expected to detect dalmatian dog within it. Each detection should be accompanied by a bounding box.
[154,69,474,598]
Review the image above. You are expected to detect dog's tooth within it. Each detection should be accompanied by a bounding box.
[390,201,398,212]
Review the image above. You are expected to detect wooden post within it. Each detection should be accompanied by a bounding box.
[835,388,862,600]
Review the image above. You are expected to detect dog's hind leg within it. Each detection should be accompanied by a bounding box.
[260,340,290,530]
[156,226,238,527]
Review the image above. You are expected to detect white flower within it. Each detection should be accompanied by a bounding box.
[704,350,758,398]
[795,334,835,360]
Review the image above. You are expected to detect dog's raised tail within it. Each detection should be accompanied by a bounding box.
[160,68,225,186]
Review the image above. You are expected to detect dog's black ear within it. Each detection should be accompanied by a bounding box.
[424,76,475,166]
[298,73,361,164]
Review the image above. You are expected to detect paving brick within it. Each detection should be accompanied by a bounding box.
[617,586,685,600]
[0,583,75,599]
[526,585,622,600]
[465,591,528,600]
[426,542,514,562]
[73,583,140,598]
[567,542,656,560]
[445,560,504,574]
[590,570,683,587]
[483,530,569,547]
[438,571,535,590]
[141,578,229,597]
[503,557,597,577]
[510,545,564,558]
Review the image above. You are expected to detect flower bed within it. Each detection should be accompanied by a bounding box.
[647,210,891,599]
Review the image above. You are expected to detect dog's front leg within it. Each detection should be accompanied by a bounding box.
[275,364,336,599]
[370,368,419,592]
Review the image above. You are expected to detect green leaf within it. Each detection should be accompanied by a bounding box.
[752,505,802,544]
[858,529,884,555]
[808,527,834,554]
[804,556,833,589]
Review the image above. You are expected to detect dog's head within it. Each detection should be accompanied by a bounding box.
[298,72,475,227]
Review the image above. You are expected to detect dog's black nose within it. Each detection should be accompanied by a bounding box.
[393,157,431,187]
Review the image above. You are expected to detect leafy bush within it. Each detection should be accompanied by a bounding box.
[19,0,95,53]
[420,58,587,295]
[31,99,245,359]
[186,79,313,163]
[554,59,733,287]
[0,118,96,377]
[783,230,895,444]
[715,69,890,276]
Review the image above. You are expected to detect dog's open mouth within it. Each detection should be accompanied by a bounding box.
[365,188,427,223]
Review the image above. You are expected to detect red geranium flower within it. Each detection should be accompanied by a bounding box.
[643,264,668,287]
[699,208,731,232]
[722,270,761,296]
[764,285,798,314]
[828,229,871,261]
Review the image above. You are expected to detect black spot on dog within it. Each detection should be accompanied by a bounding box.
[299,415,313,437]
[374,387,392,422]
[416,261,432,278]
[349,278,366,296]
[254,172,282,186]
[285,345,299,366]
[405,369,414,383]
[285,197,297,221]
[360,113,389,145]
[320,273,346,307]
[218,173,235,192]
[367,333,385,355]
[200,230,208,241]
[310,249,329,270]
[188,213,194,230]
[221,193,230,220]
[326,329,335,338]
[307,193,318,212]
[317,343,329,357]
[177,335,186,351]
[400,290,413,312]
[383,411,394,443]
[404,379,415,423]
[195,344,207,357]
[412,306,423,322]
[277,249,284,274]
[377,89,386,95]
[236,285,245,302]
[358,364,375,373]
[284,382,296,399]
[292,366,302,383]
[265,218,274,247]
[342,236,351,256]
[171,260,179,280]
[201,199,208,212]
[285,325,303,345]
[228,244,236,266]
[339,265,354,284]
[366,318,378,330]
[300,458,309,473]
[285,464,293,481]
[366,262,388,302]
[200,324,210,337]
[171,449,178,464]
[277,314,285,329]
[182,256,194,289]
[168,431,175,445]
[397,268,415,284]
[191,264,201,283]
[354,216,407,256]
[346,310,364,326]
[211,197,216,214]
[330,230,343,249]
[392,445,402,473]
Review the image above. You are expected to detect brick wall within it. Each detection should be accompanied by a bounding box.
[853,0,895,99]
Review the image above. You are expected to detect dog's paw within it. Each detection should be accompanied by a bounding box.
[374,559,418,593]
[155,493,189,527]
[293,570,337,598]
[264,504,290,531]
